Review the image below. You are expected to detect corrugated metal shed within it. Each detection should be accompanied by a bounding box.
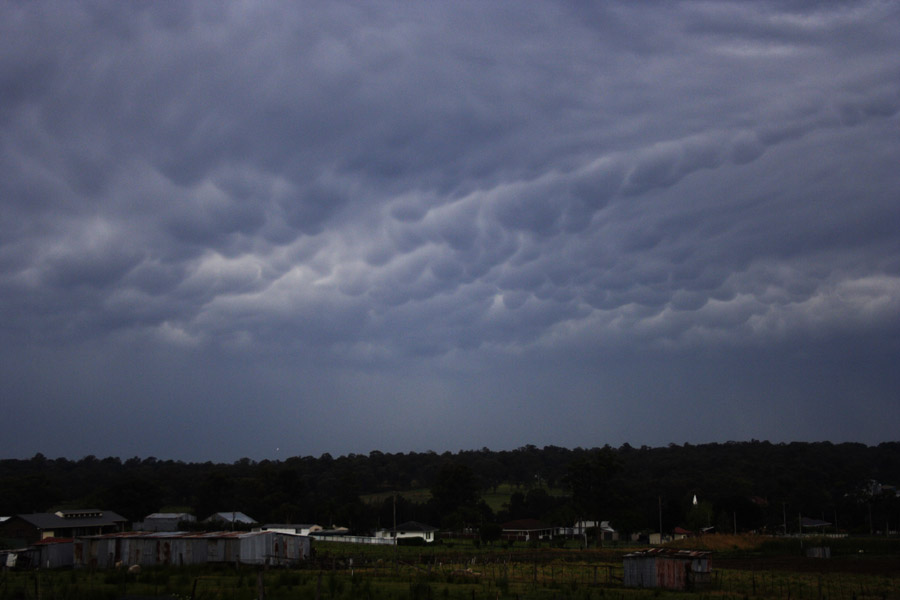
[33,538,74,568]
[623,548,712,590]
[74,531,309,569]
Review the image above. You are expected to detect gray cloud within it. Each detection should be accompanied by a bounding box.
[1,1,898,460]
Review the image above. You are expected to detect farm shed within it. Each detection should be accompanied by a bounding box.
[0,510,127,545]
[33,537,74,568]
[623,548,712,590]
[74,530,309,569]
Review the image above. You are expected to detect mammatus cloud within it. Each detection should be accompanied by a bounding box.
[1,1,898,460]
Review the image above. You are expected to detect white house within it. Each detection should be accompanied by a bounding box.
[374,521,438,543]
[558,520,617,540]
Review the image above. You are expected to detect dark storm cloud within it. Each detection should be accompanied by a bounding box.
[1,1,899,460]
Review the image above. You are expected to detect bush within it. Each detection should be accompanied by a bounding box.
[409,581,433,600]
[398,537,430,546]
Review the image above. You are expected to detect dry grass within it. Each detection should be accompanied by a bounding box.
[665,533,767,552]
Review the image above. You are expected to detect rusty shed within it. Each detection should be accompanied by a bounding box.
[74,530,309,569]
[623,548,712,590]
[33,537,74,568]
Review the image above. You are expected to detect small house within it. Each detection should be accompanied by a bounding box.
[374,521,438,543]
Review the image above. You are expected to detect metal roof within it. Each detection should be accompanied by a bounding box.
[80,530,309,541]
[15,511,127,530]
[624,548,711,558]
[205,511,256,524]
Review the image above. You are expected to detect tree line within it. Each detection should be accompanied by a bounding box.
[1,441,898,538]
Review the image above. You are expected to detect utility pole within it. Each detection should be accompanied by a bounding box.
[393,492,398,571]
[782,503,787,535]
[658,496,663,540]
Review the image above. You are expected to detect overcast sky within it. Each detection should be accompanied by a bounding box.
[1,1,898,462]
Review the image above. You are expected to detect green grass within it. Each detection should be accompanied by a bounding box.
[482,483,568,514]
[361,488,433,505]
[2,536,898,600]
[361,482,568,514]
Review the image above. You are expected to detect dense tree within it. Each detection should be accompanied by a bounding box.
[1,442,898,539]
[563,447,622,520]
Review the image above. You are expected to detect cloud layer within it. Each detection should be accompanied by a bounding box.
[1,1,898,460]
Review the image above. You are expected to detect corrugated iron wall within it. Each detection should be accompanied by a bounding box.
[74,531,310,569]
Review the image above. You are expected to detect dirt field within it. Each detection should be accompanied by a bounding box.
[716,555,900,576]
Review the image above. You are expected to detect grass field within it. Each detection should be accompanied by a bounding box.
[361,483,567,514]
[1,535,897,599]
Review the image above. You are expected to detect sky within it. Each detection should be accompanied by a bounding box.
[1,1,899,463]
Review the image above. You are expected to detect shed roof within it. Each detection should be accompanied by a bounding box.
[32,537,73,545]
[624,548,711,559]
[77,530,305,541]
[145,512,194,520]
[205,511,256,524]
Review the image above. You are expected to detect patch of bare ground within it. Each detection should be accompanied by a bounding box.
[716,556,900,576]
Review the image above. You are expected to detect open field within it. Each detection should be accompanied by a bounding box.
[1,536,898,599]
[360,483,568,514]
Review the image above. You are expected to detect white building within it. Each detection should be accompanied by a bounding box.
[374,521,438,543]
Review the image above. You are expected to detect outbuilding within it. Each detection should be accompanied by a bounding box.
[0,510,127,546]
[74,530,309,569]
[623,548,712,590]
[135,513,196,532]
[374,521,438,543]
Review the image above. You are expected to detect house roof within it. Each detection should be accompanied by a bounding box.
[393,521,437,532]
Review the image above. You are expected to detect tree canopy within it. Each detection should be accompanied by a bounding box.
[1,441,898,539]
